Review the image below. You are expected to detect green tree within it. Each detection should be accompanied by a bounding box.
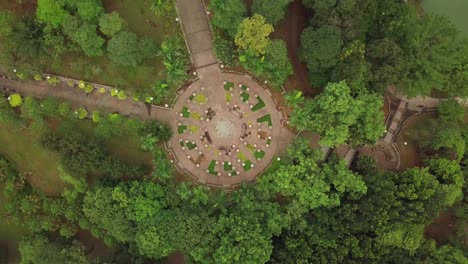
[99,11,126,37]
[0,96,18,123]
[430,127,465,161]
[76,0,104,22]
[40,97,60,117]
[10,17,50,63]
[258,138,367,215]
[138,36,159,59]
[299,25,343,87]
[210,0,247,38]
[442,41,468,97]
[81,185,134,245]
[19,235,92,264]
[349,92,385,146]
[58,102,71,117]
[401,15,462,97]
[160,37,190,86]
[213,32,238,66]
[152,81,170,104]
[235,14,273,55]
[302,0,336,12]
[36,0,68,28]
[0,11,13,37]
[289,81,383,146]
[427,158,464,206]
[151,148,172,180]
[437,99,465,124]
[239,40,292,89]
[8,94,23,107]
[333,40,371,93]
[76,107,88,119]
[264,40,293,89]
[70,22,105,57]
[366,38,406,92]
[107,31,143,67]
[252,0,293,26]
[20,97,43,121]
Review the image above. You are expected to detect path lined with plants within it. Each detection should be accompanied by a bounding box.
[0,77,175,124]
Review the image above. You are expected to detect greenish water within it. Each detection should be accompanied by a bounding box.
[422,0,468,38]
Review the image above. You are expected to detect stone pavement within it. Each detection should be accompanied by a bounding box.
[174,0,218,69]
[167,72,293,187]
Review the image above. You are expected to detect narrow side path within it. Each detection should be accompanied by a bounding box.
[0,78,175,124]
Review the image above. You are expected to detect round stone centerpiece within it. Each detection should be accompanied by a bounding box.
[215,119,235,138]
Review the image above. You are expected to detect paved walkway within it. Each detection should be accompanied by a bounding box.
[168,72,293,187]
[175,0,218,69]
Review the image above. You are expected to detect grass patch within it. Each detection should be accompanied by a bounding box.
[188,125,199,133]
[186,142,197,150]
[254,149,266,160]
[243,160,253,171]
[178,125,187,134]
[225,92,232,103]
[257,114,272,126]
[0,123,65,195]
[237,151,248,162]
[190,112,202,120]
[241,92,250,103]
[194,94,208,105]
[224,82,234,90]
[246,143,256,152]
[207,160,218,175]
[251,97,265,112]
[241,85,248,91]
[224,162,233,171]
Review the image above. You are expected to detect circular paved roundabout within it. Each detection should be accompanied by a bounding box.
[168,71,283,188]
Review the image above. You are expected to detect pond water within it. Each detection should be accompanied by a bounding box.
[422,0,468,38]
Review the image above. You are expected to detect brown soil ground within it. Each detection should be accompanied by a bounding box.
[0,0,36,16]
[271,0,318,97]
[75,230,114,259]
[424,210,459,245]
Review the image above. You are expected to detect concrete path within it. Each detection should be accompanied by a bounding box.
[175,0,218,69]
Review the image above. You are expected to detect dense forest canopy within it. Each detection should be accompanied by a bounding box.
[0,0,467,263]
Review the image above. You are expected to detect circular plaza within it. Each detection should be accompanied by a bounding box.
[168,71,283,188]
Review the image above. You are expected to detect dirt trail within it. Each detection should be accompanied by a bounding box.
[271,0,318,96]
[0,78,175,124]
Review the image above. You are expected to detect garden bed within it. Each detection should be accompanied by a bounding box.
[257,114,273,126]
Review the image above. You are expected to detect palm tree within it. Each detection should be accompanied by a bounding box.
[10,17,50,63]
[152,80,170,104]
[159,37,189,86]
